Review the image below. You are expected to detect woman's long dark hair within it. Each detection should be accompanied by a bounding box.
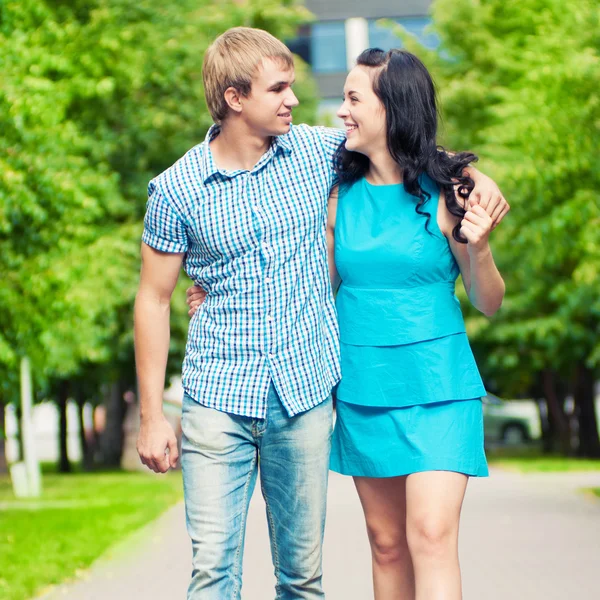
[334,48,476,243]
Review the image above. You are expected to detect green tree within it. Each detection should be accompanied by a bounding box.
[0,0,320,470]
[400,0,599,454]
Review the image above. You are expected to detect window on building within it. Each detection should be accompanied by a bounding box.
[368,17,439,52]
[310,21,347,74]
[286,25,311,65]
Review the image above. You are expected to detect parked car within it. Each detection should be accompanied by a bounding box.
[482,394,541,446]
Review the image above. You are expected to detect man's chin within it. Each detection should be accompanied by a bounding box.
[271,123,292,136]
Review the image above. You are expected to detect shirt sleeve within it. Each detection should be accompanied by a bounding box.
[142,181,189,254]
[314,126,346,186]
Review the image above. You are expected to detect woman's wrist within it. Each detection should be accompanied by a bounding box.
[468,240,492,259]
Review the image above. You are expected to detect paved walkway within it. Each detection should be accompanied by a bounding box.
[39,469,600,600]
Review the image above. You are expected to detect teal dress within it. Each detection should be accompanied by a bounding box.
[329,176,489,478]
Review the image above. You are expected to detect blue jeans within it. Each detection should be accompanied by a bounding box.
[181,383,333,599]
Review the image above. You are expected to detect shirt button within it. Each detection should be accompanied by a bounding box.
[265,277,272,284]
[266,315,273,322]
[268,353,274,359]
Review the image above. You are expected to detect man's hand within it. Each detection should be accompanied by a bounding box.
[186,285,207,317]
[464,168,510,229]
[137,414,179,473]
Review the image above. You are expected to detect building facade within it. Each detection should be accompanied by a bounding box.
[287,0,436,122]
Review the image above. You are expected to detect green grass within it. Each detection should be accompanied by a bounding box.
[0,469,183,600]
[488,452,600,473]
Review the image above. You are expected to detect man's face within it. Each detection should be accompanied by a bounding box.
[240,58,299,136]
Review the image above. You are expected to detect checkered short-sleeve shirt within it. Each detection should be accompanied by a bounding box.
[142,124,346,418]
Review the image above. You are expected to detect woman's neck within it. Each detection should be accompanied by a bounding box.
[365,150,403,185]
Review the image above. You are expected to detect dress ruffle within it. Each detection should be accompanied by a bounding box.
[336,333,486,408]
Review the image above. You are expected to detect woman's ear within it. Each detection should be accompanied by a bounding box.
[223,87,243,115]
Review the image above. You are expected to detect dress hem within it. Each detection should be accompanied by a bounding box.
[329,457,489,479]
[334,391,486,409]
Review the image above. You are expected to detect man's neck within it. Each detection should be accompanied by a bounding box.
[210,120,273,172]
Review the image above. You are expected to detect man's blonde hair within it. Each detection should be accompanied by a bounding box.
[203,27,294,124]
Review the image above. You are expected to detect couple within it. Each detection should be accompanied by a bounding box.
[134,26,508,600]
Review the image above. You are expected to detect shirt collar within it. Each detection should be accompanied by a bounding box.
[201,124,293,184]
[274,130,293,155]
[201,125,221,184]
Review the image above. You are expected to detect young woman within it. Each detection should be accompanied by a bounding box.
[328,48,507,600]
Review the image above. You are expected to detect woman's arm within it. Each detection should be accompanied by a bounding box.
[327,185,341,291]
[438,192,506,317]
[186,285,206,316]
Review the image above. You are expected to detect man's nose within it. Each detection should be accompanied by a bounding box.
[284,89,299,108]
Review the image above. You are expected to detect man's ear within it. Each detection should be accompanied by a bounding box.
[223,87,243,115]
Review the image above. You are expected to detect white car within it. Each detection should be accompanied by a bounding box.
[482,394,542,445]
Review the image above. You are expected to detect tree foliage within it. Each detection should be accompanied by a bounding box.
[0,0,319,457]
[399,0,599,453]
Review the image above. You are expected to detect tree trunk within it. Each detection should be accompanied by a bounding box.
[76,389,98,472]
[16,405,24,463]
[574,363,600,458]
[78,398,87,465]
[537,398,555,455]
[57,380,71,473]
[100,381,126,468]
[541,369,571,455]
[0,402,7,474]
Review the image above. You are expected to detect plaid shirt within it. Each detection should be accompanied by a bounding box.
[142,124,345,418]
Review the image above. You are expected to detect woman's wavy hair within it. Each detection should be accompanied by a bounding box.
[334,48,476,243]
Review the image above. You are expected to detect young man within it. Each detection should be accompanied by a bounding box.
[134,27,505,600]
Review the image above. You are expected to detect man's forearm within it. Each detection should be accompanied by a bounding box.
[134,291,171,420]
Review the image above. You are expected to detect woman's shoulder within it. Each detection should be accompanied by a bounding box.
[338,176,365,199]
[419,172,441,200]
[417,173,457,239]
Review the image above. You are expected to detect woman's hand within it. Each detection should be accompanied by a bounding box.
[461,187,511,253]
[460,204,496,253]
[186,285,207,317]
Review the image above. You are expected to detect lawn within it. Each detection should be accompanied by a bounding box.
[487,451,600,473]
[0,469,183,600]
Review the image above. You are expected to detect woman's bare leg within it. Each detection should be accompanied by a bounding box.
[405,471,468,600]
[354,476,415,600]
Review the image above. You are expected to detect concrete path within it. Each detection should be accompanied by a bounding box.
[38,469,600,600]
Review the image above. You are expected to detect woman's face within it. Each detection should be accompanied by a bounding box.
[337,66,387,158]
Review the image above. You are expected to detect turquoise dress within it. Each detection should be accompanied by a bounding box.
[329,176,489,478]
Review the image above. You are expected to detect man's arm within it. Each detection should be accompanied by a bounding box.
[463,167,509,228]
[134,242,184,473]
